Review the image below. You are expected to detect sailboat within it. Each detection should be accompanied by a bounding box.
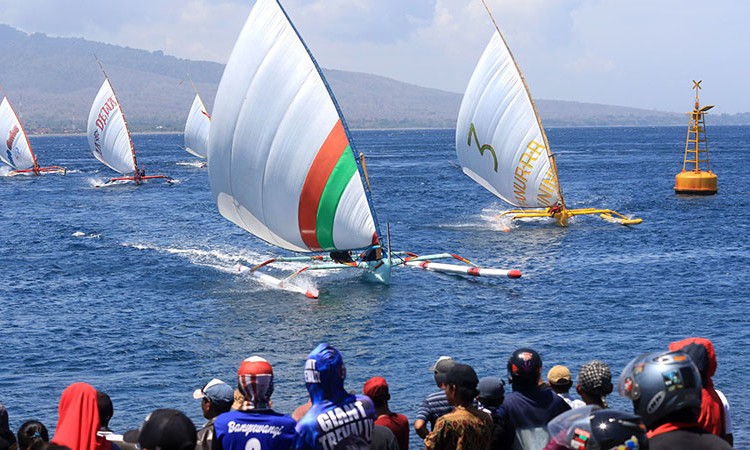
[208,0,521,297]
[87,64,172,186]
[183,92,210,164]
[0,97,66,176]
[455,1,641,227]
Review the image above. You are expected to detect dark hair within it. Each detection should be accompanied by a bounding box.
[207,399,232,416]
[16,421,48,450]
[454,385,480,403]
[97,392,113,429]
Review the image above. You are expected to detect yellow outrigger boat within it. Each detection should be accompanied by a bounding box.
[455,0,641,227]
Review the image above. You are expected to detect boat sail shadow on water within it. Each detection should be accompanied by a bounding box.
[208,0,521,297]
[0,96,66,176]
[87,62,172,186]
[455,0,641,227]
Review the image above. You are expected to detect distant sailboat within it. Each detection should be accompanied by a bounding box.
[87,64,172,186]
[0,96,66,176]
[183,92,210,163]
[208,0,520,297]
[455,1,641,227]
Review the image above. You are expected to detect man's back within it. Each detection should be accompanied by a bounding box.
[498,387,570,450]
[424,405,493,450]
[415,390,453,429]
[374,413,409,450]
[295,395,374,450]
[214,409,297,450]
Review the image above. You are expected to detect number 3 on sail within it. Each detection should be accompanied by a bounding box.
[456,0,641,227]
[467,123,498,172]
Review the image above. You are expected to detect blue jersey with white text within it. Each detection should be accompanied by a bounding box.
[215,409,298,450]
[294,394,375,450]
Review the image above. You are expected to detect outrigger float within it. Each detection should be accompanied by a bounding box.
[675,80,717,195]
[454,0,641,227]
[236,251,523,299]
[0,97,66,176]
[209,0,521,298]
[87,60,172,186]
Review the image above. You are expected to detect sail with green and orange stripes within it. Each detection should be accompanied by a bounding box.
[208,0,379,253]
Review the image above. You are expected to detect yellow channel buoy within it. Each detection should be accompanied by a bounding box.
[675,80,717,195]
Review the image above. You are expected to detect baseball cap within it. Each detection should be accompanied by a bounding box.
[123,409,196,450]
[429,356,456,384]
[192,378,234,405]
[547,365,572,386]
[363,376,390,402]
[477,376,505,401]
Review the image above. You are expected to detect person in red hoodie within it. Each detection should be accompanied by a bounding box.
[52,383,111,450]
[668,337,732,445]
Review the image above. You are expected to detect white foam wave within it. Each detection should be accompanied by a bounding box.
[72,231,101,239]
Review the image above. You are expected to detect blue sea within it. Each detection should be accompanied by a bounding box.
[1,126,749,448]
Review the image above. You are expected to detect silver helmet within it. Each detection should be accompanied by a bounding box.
[618,350,701,428]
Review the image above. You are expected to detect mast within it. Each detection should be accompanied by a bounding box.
[479,0,566,209]
[96,59,139,174]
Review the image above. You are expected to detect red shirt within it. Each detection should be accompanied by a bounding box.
[375,412,409,450]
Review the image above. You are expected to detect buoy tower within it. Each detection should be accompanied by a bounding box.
[675,80,718,195]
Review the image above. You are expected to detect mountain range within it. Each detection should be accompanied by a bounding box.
[2,24,749,134]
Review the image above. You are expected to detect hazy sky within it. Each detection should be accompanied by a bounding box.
[2,0,748,113]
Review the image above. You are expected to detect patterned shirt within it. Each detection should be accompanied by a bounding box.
[423,405,493,450]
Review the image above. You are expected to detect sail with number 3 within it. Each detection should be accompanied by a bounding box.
[456,1,641,226]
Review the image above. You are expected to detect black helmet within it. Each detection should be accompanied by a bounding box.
[618,350,701,428]
[548,405,649,449]
[507,348,542,386]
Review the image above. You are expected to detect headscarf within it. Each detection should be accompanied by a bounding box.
[577,360,613,407]
[52,383,110,450]
[237,356,274,410]
[668,337,725,436]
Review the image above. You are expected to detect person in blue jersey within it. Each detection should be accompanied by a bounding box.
[214,356,298,450]
[495,348,570,450]
[295,343,376,450]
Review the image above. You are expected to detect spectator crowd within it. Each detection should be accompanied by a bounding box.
[0,337,735,449]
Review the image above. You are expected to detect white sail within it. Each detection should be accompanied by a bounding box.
[456,31,560,208]
[208,0,379,253]
[184,93,210,158]
[0,97,37,170]
[87,79,137,174]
